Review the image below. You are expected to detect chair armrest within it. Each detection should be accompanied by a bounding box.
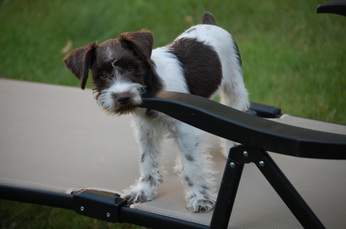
[141,92,346,159]
[317,0,346,16]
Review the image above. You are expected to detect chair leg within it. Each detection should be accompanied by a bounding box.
[255,150,325,229]
[209,147,244,229]
[210,145,325,229]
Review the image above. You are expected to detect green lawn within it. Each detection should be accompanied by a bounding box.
[0,0,345,228]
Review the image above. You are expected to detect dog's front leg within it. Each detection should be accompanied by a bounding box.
[122,117,163,204]
[175,122,216,213]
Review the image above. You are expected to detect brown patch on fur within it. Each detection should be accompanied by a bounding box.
[169,38,222,98]
[64,31,163,100]
[118,31,163,97]
[64,42,97,89]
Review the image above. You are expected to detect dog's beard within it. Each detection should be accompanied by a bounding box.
[95,83,144,115]
[96,93,139,115]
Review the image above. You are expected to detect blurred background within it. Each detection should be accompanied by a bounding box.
[0,0,345,228]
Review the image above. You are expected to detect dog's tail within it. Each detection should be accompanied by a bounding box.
[201,12,216,25]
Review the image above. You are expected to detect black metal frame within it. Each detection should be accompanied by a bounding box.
[140,92,345,228]
[210,145,324,229]
[317,0,346,16]
[0,184,209,229]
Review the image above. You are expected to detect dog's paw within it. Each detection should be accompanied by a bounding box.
[122,190,154,204]
[187,198,215,213]
[121,183,157,205]
[186,189,216,213]
[187,196,215,213]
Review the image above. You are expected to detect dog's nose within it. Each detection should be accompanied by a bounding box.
[112,93,131,105]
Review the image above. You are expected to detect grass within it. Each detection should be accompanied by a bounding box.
[0,201,142,229]
[0,0,345,228]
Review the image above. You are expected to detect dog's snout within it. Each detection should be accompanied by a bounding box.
[112,92,131,104]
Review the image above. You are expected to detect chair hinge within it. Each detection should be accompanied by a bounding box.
[73,189,127,223]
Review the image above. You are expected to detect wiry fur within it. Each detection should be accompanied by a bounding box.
[64,12,249,213]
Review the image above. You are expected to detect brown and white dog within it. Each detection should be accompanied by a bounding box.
[64,13,249,213]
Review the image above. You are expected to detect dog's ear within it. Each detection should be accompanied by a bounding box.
[64,42,97,90]
[119,30,154,61]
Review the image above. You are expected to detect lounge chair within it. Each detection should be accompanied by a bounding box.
[1,78,345,229]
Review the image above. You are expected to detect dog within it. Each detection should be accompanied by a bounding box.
[64,13,249,213]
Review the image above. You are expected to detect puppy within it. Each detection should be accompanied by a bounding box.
[64,13,249,213]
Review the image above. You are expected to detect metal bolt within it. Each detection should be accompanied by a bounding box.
[243,151,249,157]
[258,161,265,167]
[106,212,111,218]
[230,162,236,168]
[80,206,84,211]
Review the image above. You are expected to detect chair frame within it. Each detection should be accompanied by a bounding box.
[1,91,345,229]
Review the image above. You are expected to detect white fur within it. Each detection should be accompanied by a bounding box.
[116,24,249,212]
[97,80,144,114]
[151,47,188,93]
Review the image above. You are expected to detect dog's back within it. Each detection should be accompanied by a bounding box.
[152,13,248,113]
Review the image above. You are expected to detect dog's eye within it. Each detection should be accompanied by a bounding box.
[98,72,108,79]
[127,65,134,72]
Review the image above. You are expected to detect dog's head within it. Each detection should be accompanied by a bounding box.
[64,30,162,115]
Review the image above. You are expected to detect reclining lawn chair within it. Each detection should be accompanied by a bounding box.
[1,3,345,229]
[1,76,345,229]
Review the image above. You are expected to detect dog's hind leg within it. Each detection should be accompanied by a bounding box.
[174,122,216,213]
[121,116,164,204]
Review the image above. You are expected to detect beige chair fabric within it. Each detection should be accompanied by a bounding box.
[1,78,345,228]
